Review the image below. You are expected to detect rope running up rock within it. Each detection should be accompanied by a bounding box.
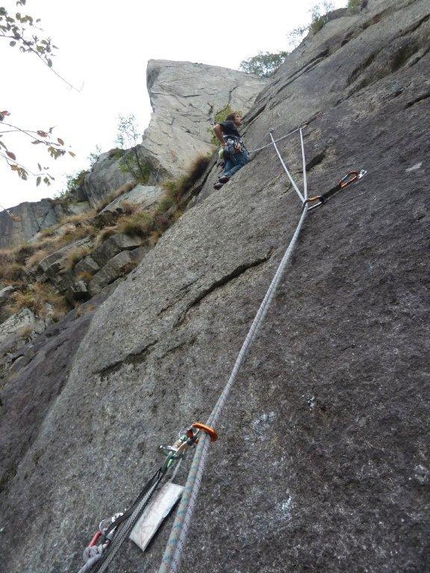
[158,126,309,573]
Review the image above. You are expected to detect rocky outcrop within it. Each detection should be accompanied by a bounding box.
[81,61,267,207]
[0,199,67,249]
[0,1,429,572]
[143,59,268,177]
[0,63,265,246]
[0,307,46,346]
[97,184,165,220]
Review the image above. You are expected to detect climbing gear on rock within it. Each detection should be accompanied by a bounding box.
[76,422,217,573]
[158,125,369,573]
[304,169,367,211]
[73,119,368,573]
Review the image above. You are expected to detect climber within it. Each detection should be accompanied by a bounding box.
[361,0,369,9]
[213,112,248,190]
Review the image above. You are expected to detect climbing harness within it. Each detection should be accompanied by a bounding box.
[74,121,366,573]
[76,422,217,573]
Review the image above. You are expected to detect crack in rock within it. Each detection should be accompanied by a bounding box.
[175,253,272,327]
[97,339,158,380]
[405,90,430,108]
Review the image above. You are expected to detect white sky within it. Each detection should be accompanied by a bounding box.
[0,0,347,210]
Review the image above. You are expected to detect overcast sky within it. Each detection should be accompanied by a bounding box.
[0,0,347,210]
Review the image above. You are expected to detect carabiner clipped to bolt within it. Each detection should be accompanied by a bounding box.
[306,168,368,212]
[338,170,359,188]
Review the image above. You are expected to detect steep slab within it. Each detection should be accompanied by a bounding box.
[0,1,429,572]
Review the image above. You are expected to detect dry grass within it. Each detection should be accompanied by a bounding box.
[76,271,95,282]
[116,212,154,238]
[25,249,51,270]
[147,230,162,247]
[74,303,95,318]
[39,226,60,238]
[6,282,70,320]
[95,182,137,211]
[162,154,211,204]
[119,201,139,215]
[1,262,26,282]
[0,248,14,267]
[94,226,118,246]
[13,243,37,265]
[170,208,184,223]
[65,246,92,271]
[7,290,34,314]
[60,210,97,226]
[156,194,176,214]
[18,324,34,341]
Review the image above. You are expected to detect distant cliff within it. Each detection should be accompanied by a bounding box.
[0,1,429,573]
[0,199,67,249]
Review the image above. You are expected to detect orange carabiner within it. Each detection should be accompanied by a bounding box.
[89,530,102,547]
[338,171,359,189]
[192,422,218,442]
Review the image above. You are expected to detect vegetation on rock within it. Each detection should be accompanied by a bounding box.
[239,51,289,77]
[0,151,213,336]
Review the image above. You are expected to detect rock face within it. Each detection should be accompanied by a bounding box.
[143,59,268,177]
[0,63,265,246]
[0,199,66,249]
[0,1,429,573]
[81,61,267,207]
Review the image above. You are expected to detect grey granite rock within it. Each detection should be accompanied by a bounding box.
[90,234,143,268]
[74,254,101,276]
[65,280,90,304]
[0,200,67,249]
[0,308,42,346]
[0,1,429,572]
[143,59,268,179]
[89,249,140,295]
[99,184,165,214]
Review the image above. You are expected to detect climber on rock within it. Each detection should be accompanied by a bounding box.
[213,112,248,190]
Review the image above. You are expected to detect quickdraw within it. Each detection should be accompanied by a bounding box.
[78,422,217,573]
[305,169,367,211]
